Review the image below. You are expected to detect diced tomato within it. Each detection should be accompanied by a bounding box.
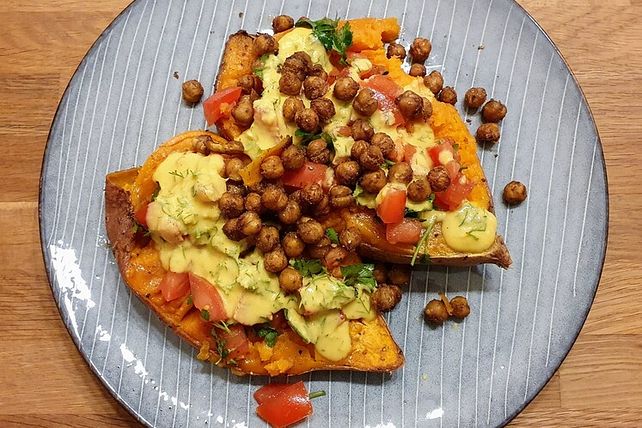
[254,383,290,405]
[403,144,417,163]
[281,161,328,189]
[376,188,406,224]
[216,324,250,359]
[363,75,402,99]
[188,273,227,321]
[445,160,461,180]
[434,175,475,211]
[428,139,459,166]
[203,86,243,126]
[256,381,313,428]
[327,66,349,85]
[134,203,149,228]
[386,218,423,245]
[359,64,387,80]
[159,271,190,302]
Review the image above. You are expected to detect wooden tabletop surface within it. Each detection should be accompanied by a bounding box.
[1,0,640,426]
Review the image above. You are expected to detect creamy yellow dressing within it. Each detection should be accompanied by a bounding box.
[441,202,497,252]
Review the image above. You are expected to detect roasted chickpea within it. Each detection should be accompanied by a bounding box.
[226,182,247,196]
[301,183,324,206]
[351,119,374,142]
[231,95,254,126]
[308,64,328,81]
[306,138,331,164]
[313,194,331,217]
[256,225,280,253]
[396,90,424,120]
[350,139,369,160]
[388,264,411,286]
[427,166,451,192]
[353,88,378,117]
[307,236,331,259]
[254,34,278,55]
[282,56,307,81]
[264,247,288,273]
[476,123,500,143]
[386,42,406,60]
[370,133,395,160]
[282,96,304,123]
[333,76,360,101]
[310,97,336,122]
[482,99,507,123]
[450,296,471,319]
[303,75,327,100]
[238,211,262,236]
[222,218,244,241]
[438,86,457,105]
[247,180,266,194]
[295,108,319,133]
[260,155,284,180]
[278,199,302,224]
[503,180,527,205]
[282,232,305,258]
[423,70,444,95]
[191,135,210,155]
[339,227,362,251]
[360,169,387,193]
[335,160,361,186]
[410,37,432,63]
[388,162,413,185]
[281,144,306,170]
[290,51,313,70]
[224,157,245,182]
[238,74,262,95]
[182,79,204,103]
[219,191,245,218]
[272,14,294,33]
[407,177,432,202]
[297,218,325,244]
[374,264,388,284]
[329,185,354,208]
[279,267,303,292]
[424,299,448,325]
[261,185,288,211]
[422,97,433,120]
[409,63,426,77]
[372,285,403,312]
[359,145,384,172]
[289,189,303,205]
[279,72,302,96]
[464,87,487,110]
[324,247,348,270]
[244,192,263,214]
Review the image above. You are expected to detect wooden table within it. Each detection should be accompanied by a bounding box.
[1,0,640,426]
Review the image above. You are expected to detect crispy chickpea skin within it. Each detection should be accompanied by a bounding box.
[423,70,444,95]
[427,166,451,192]
[219,191,245,218]
[329,185,354,208]
[301,183,324,206]
[295,108,319,133]
[333,76,360,101]
[182,80,204,103]
[279,267,303,292]
[350,139,369,160]
[226,182,247,197]
[396,90,425,120]
[482,99,507,123]
[224,157,245,182]
[374,264,388,284]
[388,265,411,286]
[282,96,304,123]
[281,144,306,170]
[313,194,331,216]
[307,236,331,259]
[260,155,285,180]
[297,218,325,244]
[372,285,403,312]
[278,199,302,224]
[359,145,384,172]
[464,87,487,110]
[310,97,336,122]
[386,42,406,60]
[238,74,262,95]
[232,95,254,126]
[476,123,501,143]
[360,169,387,193]
[450,296,471,319]
[291,51,313,69]
[503,180,527,205]
[335,160,361,186]
[264,247,289,273]
[254,34,278,55]
[261,185,288,211]
[282,232,305,258]
[303,76,328,100]
[308,64,329,81]
[279,72,302,96]
[351,119,374,142]
[371,133,395,160]
[407,177,432,202]
[238,211,262,236]
[191,135,209,154]
[222,218,244,241]
[256,225,280,253]
[244,192,263,214]
[272,14,294,33]
[339,227,362,251]
[306,138,331,164]
[424,299,449,324]
[388,162,413,185]
[409,63,427,77]
[410,37,432,63]
[353,88,378,117]
[438,86,457,105]
[282,56,308,81]
[422,97,433,120]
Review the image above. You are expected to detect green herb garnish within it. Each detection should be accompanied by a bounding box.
[256,325,279,348]
[294,129,334,149]
[308,390,327,399]
[200,309,210,321]
[186,295,193,306]
[290,258,325,277]
[252,54,269,79]
[341,263,376,291]
[295,17,353,64]
[326,227,339,244]
[404,208,420,218]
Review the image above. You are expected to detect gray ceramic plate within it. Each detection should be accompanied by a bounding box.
[40,0,607,426]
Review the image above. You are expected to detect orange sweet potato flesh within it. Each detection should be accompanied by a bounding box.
[105,131,404,375]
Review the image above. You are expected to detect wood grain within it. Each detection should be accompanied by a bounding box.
[0,0,640,426]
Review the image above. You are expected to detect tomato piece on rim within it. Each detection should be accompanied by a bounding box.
[376,188,406,224]
[434,175,474,211]
[188,273,227,321]
[256,381,313,428]
[386,218,423,245]
[159,271,190,302]
[134,203,149,228]
[281,161,328,189]
[203,86,243,126]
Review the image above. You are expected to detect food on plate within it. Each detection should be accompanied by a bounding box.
[481,98,508,123]
[464,87,487,110]
[254,381,325,427]
[423,294,470,325]
[503,180,527,205]
[476,122,501,143]
[182,79,204,104]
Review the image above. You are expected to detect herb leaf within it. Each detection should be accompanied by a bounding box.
[295,17,353,64]
[326,228,339,244]
[294,129,334,149]
[290,258,325,277]
[200,309,210,321]
[256,325,279,348]
[341,263,376,291]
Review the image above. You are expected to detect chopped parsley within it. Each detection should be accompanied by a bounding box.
[200,309,210,321]
[404,208,420,218]
[290,258,325,277]
[295,17,353,64]
[326,227,339,244]
[295,129,334,149]
[256,325,279,348]
[252,54,269,79]
[341,263,376,291]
